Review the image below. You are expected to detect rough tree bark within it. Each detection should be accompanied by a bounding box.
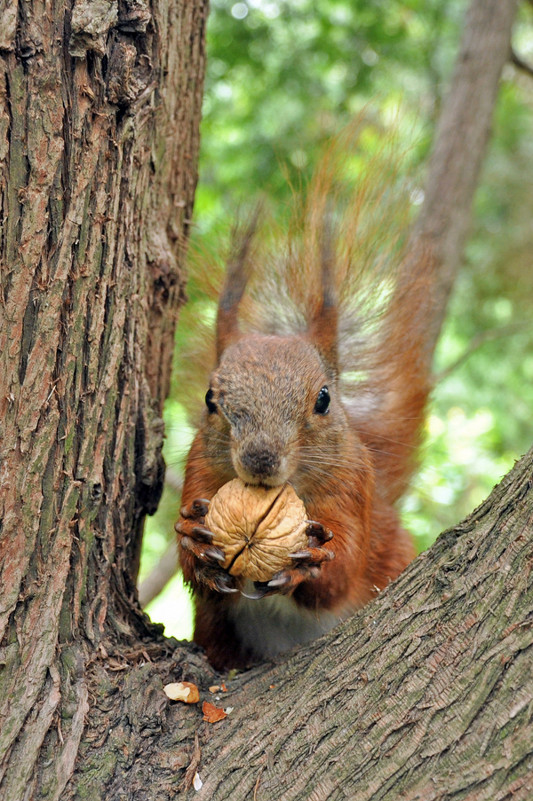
[193,445,533,800]
[0,0,208,798]
[0,0,528,800]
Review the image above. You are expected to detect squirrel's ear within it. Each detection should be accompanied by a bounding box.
[308,222,339,378]
[216,208,261,362]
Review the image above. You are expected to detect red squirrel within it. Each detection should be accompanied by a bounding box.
[176,135,432,670]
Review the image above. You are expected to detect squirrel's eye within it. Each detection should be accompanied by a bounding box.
[205,389,217,414]
[314,386,330,415]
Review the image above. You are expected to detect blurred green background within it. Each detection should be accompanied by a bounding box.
[139,0,533,639]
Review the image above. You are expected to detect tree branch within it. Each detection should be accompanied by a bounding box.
[76,447,533,800]
[138,541,179,608]
[436,320,531,382]
[411,0,519,361]
[511,47,533,78]
[194,447,533,800]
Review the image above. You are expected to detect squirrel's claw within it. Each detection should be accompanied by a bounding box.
[295,546,335,566]
[180,498,211,519]
[289,549,311,559]
[179,535,223,566]
[244,568,313,599]
[214,575,239,594]
[253,545,334,597]
[242,560,326,601]
[267,574,291,589]
[204,546,226,562]
[272,563,321,592]
[177,498,240,594]
[306,520,333,545]
[191,525,215,544]
[240,577,290,599]
[240,527,335,599]
[189,563,239,594]
[240,586,270,600]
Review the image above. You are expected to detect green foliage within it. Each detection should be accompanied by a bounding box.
[197,0,465,226]
[142,0,533,636]
[404,77,533,551]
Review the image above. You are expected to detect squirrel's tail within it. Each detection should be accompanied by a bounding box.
[181,119,436,502]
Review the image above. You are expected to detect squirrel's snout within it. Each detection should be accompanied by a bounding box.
[240,445,280,477]
[235,443,284,485]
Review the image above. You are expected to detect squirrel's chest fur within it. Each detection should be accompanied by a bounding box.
[228,582,346,659]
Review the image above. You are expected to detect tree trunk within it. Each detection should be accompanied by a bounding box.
[413,0,517,354]
[0,0,208,798]
[0,0,526,799]
[409,0,519,362]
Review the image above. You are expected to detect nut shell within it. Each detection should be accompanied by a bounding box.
[205,479,308,582]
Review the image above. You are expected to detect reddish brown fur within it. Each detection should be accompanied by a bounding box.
[176,127,432,670]
[179,399,417,669]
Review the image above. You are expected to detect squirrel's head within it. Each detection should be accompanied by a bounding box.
[202,334,347,488]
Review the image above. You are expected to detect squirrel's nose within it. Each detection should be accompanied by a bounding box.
[238,445,280,480]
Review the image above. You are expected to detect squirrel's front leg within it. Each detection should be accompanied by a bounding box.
[176,498,239,594]
[290,500,414,613]
[242,519,335,599]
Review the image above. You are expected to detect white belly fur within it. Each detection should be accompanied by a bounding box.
[228,583,348,660]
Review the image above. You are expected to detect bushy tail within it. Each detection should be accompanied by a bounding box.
[179,119,437,502]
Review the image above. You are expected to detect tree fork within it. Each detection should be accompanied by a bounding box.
[57,447,533,800]
[0,0,527,799]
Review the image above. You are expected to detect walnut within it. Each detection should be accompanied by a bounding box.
[205,479,309,582]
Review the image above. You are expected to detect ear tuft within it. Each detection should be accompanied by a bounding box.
[216,206,262,362]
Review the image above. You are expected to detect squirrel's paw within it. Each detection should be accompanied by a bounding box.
[242,520,334,599]
[175,499,239,594]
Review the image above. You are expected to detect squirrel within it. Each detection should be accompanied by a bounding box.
[176,128,433,671]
